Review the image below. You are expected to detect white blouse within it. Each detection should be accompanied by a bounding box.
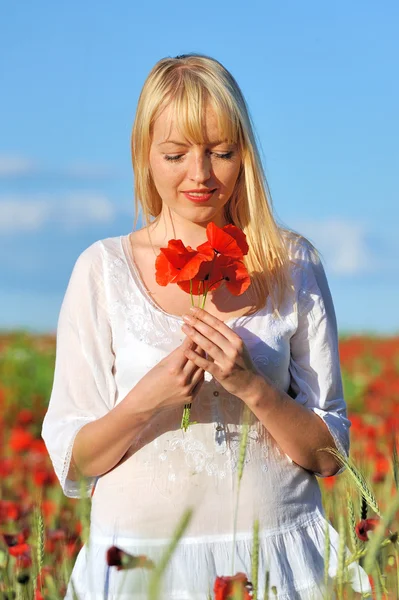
[42,231,369,599]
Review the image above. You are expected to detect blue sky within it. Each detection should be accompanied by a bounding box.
[1,1,398,334]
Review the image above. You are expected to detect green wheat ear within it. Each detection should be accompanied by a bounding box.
[251,519,259,600]
[148,508,193,600]
[322,447,382,517]
[346,491,360,553]
[32,504,45,598]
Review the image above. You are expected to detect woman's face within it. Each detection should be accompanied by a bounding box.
[149,103,242,226]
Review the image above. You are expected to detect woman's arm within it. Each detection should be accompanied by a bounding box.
[239,240,349,478]
[67,390,156,481]
[240,376,340,477]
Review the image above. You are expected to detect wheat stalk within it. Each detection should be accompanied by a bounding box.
[148,508,193,600]
[346,491,360,553]
[232,405,250,573]
[323,448,382,517]
[336,512,346,599]
[323,518,330,599]
[264,570,270,600]
[345,538,392,567]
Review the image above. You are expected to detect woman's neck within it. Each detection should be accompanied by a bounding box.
[146,207,230,250]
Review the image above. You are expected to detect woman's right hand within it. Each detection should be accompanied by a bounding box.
[131,336,207,414]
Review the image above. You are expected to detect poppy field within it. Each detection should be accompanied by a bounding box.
[1,332,399,599]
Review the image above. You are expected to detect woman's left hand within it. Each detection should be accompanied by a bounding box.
[180,306,262,401]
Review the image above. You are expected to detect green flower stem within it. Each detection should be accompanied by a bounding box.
[345,537,393,567]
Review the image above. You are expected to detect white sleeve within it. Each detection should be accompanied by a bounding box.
[288,241,350,477]
[41,242,116,498]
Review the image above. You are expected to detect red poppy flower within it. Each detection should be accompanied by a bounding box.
[0,500,20,523]
[155,240,214,286]
[8,542,30,557]
[30,438,48,455]
[33,466,57,487]
[177,254,251,296]
[16,408,34,425]
[2,528,29,547]
[355,518,380,542]
[0,458,14,477]
[9,427,34,453]
[155,222,250,297]
[41,499,57,519]
[214,572,253,599]
[106,545,155,571]
[201,222,249,259]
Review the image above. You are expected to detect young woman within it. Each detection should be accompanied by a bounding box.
[42,54,369,599]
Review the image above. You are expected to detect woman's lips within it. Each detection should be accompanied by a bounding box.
[183,190,215,203]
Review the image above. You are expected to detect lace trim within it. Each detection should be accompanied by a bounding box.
[61,420,96,498]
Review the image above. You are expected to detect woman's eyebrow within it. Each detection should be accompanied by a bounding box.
[157,140,234,147]
[158,140,190,146]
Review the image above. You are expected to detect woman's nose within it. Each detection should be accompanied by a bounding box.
[188,152,211,183]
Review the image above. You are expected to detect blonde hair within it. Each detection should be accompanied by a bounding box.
[131,53,311,316]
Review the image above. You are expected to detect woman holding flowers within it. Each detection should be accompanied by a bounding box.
[42,54,369,598]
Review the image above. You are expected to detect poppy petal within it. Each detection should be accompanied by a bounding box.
[206,222,245,259]
[221,224,249,256]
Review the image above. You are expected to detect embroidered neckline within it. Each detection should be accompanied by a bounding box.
[118,234,265,327]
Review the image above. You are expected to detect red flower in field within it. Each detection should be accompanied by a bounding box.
[355,518,380,542]
[41,499,57,519]
[16,552,32,568]
[2,528,29,547]
[214,573,253,599]
[0,500,20,523]
[33,466,57,487]
[371,451,391,484]
[0,457,14,477]
[106,545,155,571]
[9,427,34,452]
[30,438,48,455]
[8,542,30,557]
[16,408,34,425]
[321,475,336,490]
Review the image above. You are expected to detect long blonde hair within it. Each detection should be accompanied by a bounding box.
[131,53,308,315]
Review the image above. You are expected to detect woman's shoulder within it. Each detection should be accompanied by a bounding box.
[280,228,320,266]
[72,235,125,269]
[64,236,127,294]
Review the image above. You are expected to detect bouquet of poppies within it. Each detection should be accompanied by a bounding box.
[155,222,251,431]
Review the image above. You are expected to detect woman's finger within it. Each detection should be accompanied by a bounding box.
[180,336,205,377]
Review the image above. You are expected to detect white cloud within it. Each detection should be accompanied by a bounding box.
[0,155,38,177]
[0,154,119,179]
[291,218,376,276]
[0,192,116,233]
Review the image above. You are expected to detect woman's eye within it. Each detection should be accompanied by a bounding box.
[163,151,234,162]
[164,154,184,162]
[213,151,234,160]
